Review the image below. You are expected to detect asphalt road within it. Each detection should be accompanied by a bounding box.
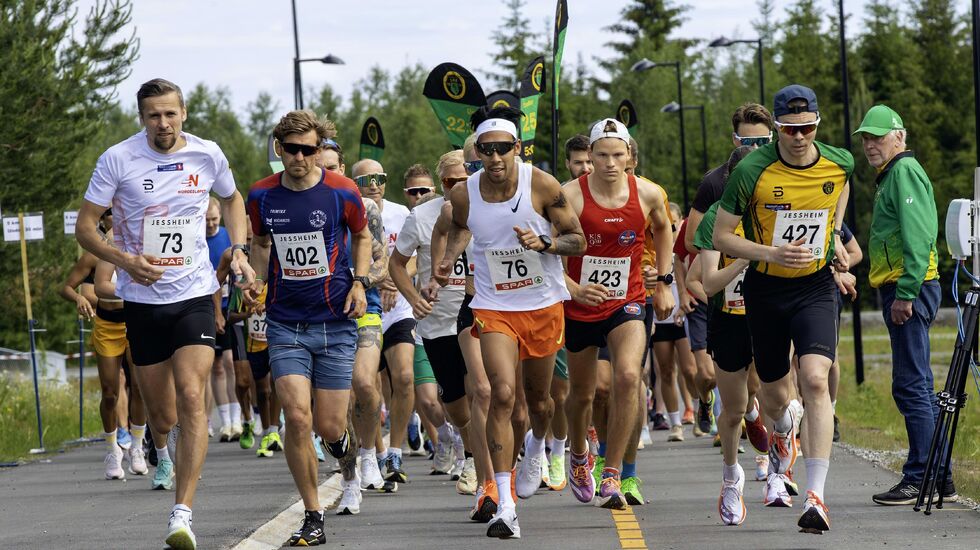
[2,426,979,549]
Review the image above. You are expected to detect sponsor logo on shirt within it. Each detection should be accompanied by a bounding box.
[764,203,790,211]
[142,179,155,192]
[157,162,184,172]
[309,210,326,229]
[773,186,784,199]
[618,230,636,246]
[178,174,206,194]
[822,181,835,195]
[604,217,624,223]
[587,233,603,246]
[623,302,642,315]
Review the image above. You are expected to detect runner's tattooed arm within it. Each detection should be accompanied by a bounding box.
[363,199,388,287]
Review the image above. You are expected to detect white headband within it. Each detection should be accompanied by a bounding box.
[590,118,631,145]
[475,118,518,141]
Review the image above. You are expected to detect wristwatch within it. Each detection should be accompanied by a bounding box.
[352,275,371,288]
[231,244,250,257]
[537,234,553,254]
[655,273,674,285]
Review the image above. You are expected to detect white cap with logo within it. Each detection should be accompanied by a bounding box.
[589,118,631,145]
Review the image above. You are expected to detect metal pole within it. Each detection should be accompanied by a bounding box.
[27,319,44,453]
[291,0,303,109]
[676,63,689,212]
[78,319,86,438]
[838,0,865,385]
[972,0,980,360]
[757,40,766,105]
[551,67,559,177]
[699,106,708,174]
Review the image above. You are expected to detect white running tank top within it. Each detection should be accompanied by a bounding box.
[467,163,569,312]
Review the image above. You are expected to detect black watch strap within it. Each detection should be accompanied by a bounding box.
[231,244,250,257]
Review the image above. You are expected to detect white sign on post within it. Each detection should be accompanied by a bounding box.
[3,213,45,242]
[63,211,78,235]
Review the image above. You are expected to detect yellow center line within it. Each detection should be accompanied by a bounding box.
[610,505,649,549]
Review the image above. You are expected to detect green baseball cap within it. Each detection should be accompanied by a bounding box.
[853,104,905,136]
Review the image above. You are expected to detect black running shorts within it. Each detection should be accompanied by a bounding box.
[247,349,271,380]
[230,323,247,361]
[456,293,475,335]
[707,309,753,373]
[421,335,468,404]
[743,267,838,383]
[124,295,216,366]
[564,301,646,353]
[651,322,686,343]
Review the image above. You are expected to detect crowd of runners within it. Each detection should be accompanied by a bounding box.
[61,77,953,549]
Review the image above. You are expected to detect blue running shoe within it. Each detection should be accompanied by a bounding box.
[152,458,174,490]
[408,412,422,452]
[313,434,325,462]
[117,427,133,451]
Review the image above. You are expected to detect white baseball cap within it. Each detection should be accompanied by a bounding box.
[589,118,631,145]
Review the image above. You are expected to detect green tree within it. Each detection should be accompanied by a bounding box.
[0,0,138,349]
[183,85,266,191]
[485,0,538,90]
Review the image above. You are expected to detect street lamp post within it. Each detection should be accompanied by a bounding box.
[708,36,766,105]
[290,0,345,109]
[662,102,707,174]
[631,59,689,212]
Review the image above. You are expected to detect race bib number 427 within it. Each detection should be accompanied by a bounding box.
[273,232,330,280]
[771,209,829,258]
[143,216,197,267]
[485,247,546,294]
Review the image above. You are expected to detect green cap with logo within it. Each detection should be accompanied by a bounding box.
[853,104,905,136]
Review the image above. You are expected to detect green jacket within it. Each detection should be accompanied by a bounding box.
[868,151,939,300]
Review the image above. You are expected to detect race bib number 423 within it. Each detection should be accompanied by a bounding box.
[273,232,330,280]
[580,256,629,298]
[771,209,829,258]
[485,247,546,293]
[143,216,197,267]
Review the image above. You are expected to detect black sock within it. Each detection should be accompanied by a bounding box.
[326,431,349,459]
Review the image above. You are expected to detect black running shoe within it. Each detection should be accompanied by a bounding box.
[697,397,713,436]
[147,441,158,467]
[832,415,840,442]
[385,453,408,484]
[942,479,958,501]
[651,413,669,431]
[872,481,920,505]
[288,510,325,547]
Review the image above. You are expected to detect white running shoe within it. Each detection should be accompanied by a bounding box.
[486,507,521,539]
[230,423,244,442]
[104,447,125,480]
[359,450,384,490]
[336,478,362,515]
[128,445,149,475]
[719,464,746,526]
[515,435,542,499]
[754,454,769,482]
[433,437,454,475]
[789,399,804,437]
[457,457,477,495]
[449,458,465,481]
[640,423,653,447]
[764,473,792,507]
[167,424,180,469]
[165,507,196,550]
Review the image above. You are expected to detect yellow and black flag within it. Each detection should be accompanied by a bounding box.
[267,132,283,174]
[551,0,568,173]
[359,117,385,162]
[486,90,520,110]
[616,99,638,129]
[519,56,546,162]
[423,62,487,149]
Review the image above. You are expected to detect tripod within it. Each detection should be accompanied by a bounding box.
[914,286,979,513]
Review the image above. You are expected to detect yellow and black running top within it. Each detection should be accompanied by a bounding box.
[718,141,854,278]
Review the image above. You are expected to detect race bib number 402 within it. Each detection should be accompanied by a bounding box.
[580,256,630,298]
[274,232,330,280]
[143,216,197,267]
[771,209,829,258]
[486,247,546,294]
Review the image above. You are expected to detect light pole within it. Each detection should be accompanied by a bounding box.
[708,36,765,105]
[662,101,707,175]
[632,59,689,212]
[290,0,344,109]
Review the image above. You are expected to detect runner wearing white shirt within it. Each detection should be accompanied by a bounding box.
[76,79,254,550]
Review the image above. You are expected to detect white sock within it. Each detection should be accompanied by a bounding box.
[105,431,118,453]
[524,430,546,460]
[549,437,566,457]
[831,400,837,412]
[390,447,403,459]
[230,402,242,424]
[156,446,170,462]
[744,403,759,422]
[130,424,146,444]
[218,404,232,427]
[669,410,682,427]
[495,471,514,510]
[774,409,793,434]
[360,446,375,458]
[376,448,389,462]
[172,503,191,516]
[723,462,741,483]
[266,424,280,436]
[805,458,830,500]
[437,422,453,443]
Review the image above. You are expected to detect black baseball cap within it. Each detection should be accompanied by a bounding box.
[773,85,819,117]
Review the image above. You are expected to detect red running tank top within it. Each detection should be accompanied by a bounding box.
[565,173,647,322]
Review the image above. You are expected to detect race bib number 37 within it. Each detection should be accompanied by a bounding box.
[143,216,197,267]
[248,312,267,342]
[771,209,829,258]
[580,256,629,298]
[485,247,546,294]
[274,232,330,280]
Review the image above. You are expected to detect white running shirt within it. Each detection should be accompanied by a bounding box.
[467,163,569,311]
[84,130,236,304]
[395,197,472,339]
[381,199,415,331]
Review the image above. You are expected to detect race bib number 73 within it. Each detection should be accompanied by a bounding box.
[771,209,829,257]
[143,216,197,268]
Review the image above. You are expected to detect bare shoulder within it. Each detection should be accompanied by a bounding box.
[635,175,667,205]
[530,166,566,208]
[560,176,584,213]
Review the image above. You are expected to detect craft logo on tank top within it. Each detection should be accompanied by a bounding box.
[618,230,636,246]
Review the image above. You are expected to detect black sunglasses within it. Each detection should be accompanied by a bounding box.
[281,142,320,157]
[405,186,433,197]
[464,160,483,175]
[475,141,517,157]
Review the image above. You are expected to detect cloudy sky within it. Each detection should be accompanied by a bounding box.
[75,0,969,114]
